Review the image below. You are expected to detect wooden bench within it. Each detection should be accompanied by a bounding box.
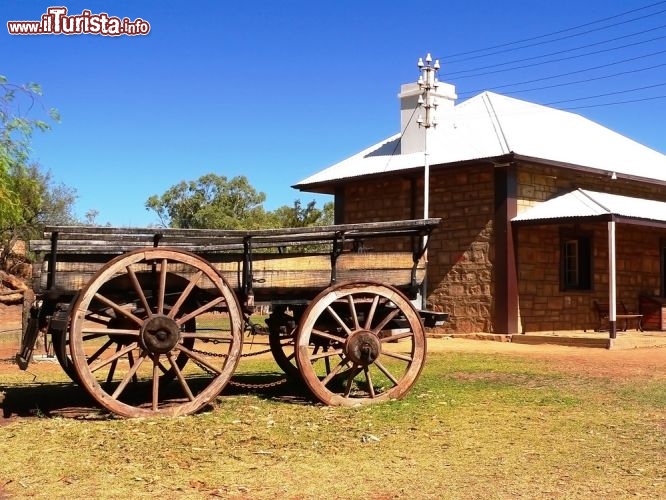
[593,300,643,332]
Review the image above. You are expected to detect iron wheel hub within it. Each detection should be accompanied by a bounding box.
[140,315,181,355]
[345,330,381,366]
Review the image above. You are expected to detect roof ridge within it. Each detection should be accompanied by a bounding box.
[577,188,611,213]
[481,93,511,153]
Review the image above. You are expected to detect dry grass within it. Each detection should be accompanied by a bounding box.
[0,351,664,499]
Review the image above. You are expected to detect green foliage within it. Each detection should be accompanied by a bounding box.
[146,173,334,230]
[145,173,268,229]
[0,76,75,268]
[268,199,334,228]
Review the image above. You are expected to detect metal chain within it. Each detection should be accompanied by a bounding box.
[190,356,288,389]
[188,342,289,389]
[228,377,287,389]
[191,346,229,358]
[190,346,274,358]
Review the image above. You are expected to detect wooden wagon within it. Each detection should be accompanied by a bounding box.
[16,218,444,417]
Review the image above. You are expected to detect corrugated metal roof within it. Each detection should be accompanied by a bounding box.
[294,91,666,189]
[512,189,666,224]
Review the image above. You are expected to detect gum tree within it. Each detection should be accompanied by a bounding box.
[145,173,270,229]
[0,76,77,268]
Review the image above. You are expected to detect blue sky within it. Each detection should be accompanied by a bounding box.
[3,0,666,226]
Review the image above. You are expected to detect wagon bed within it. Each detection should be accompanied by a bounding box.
[30,218,437,302]
[19,218,443,417]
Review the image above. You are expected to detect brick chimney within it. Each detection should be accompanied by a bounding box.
[397,79,457,155]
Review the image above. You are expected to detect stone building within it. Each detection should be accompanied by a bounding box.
[293,75,666,337]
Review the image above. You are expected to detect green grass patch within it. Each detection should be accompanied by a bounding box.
[0,351,664,499]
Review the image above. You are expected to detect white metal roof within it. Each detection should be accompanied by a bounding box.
[294,91,666,189]
[512,188,666,224]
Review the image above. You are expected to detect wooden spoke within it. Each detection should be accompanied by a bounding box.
[372,308,400,334]
[152,357,160,411]
[325,305,353,336]
[70,248,243,417]
[296,281,426,407]
[364,366,376,398]
[105,360,118,386]
[105,344,123,385]
[379,330,414,343]
[364,295,380,330]
[127,350,139,384]
[374,359,399,386]
[127,265,152,319]
[320,356,350,386]
[167,352,194,401]
[381,350,413,362]
[309,348,344,361]
[157,258,168,315]
[175,344,223,375]
[155,358,170,375]
[310,328,346,344]
[176,296,226,327]
[81,333,109,343]
[85,338,116,366]
[168,270,203,320]
[343,366,363,398]
[89,342,138,373]
[347,295,360,330]
[82,327,139,337]
[324,348,333,375]
[84,313,113,326]
[111,352,148,400]
[92,293,144,327]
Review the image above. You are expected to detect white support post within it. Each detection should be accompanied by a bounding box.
[608,220,617,340]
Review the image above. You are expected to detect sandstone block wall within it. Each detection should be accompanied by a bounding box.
[338,161,666,334]
[341,165,495,333]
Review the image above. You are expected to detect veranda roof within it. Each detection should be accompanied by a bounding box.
[512,188,666,227]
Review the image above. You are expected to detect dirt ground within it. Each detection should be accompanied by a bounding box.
[1,303,665,423]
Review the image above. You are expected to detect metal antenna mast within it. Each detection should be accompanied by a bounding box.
[416,53,439,309]
[417,52,440,222]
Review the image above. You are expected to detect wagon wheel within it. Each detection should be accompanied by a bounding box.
[52,323,78,383]
[69,248,243,418]
[295,281,426,406]
[268,324,299,379]
[267,305,305,380]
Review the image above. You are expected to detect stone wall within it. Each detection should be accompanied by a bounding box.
[427,166,495,333]
[337,161,666,334]
[341,164,496,333]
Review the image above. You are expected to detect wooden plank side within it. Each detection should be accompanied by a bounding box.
[37,252,424,294]
[42,218,439,238]
[37,218,440,251]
